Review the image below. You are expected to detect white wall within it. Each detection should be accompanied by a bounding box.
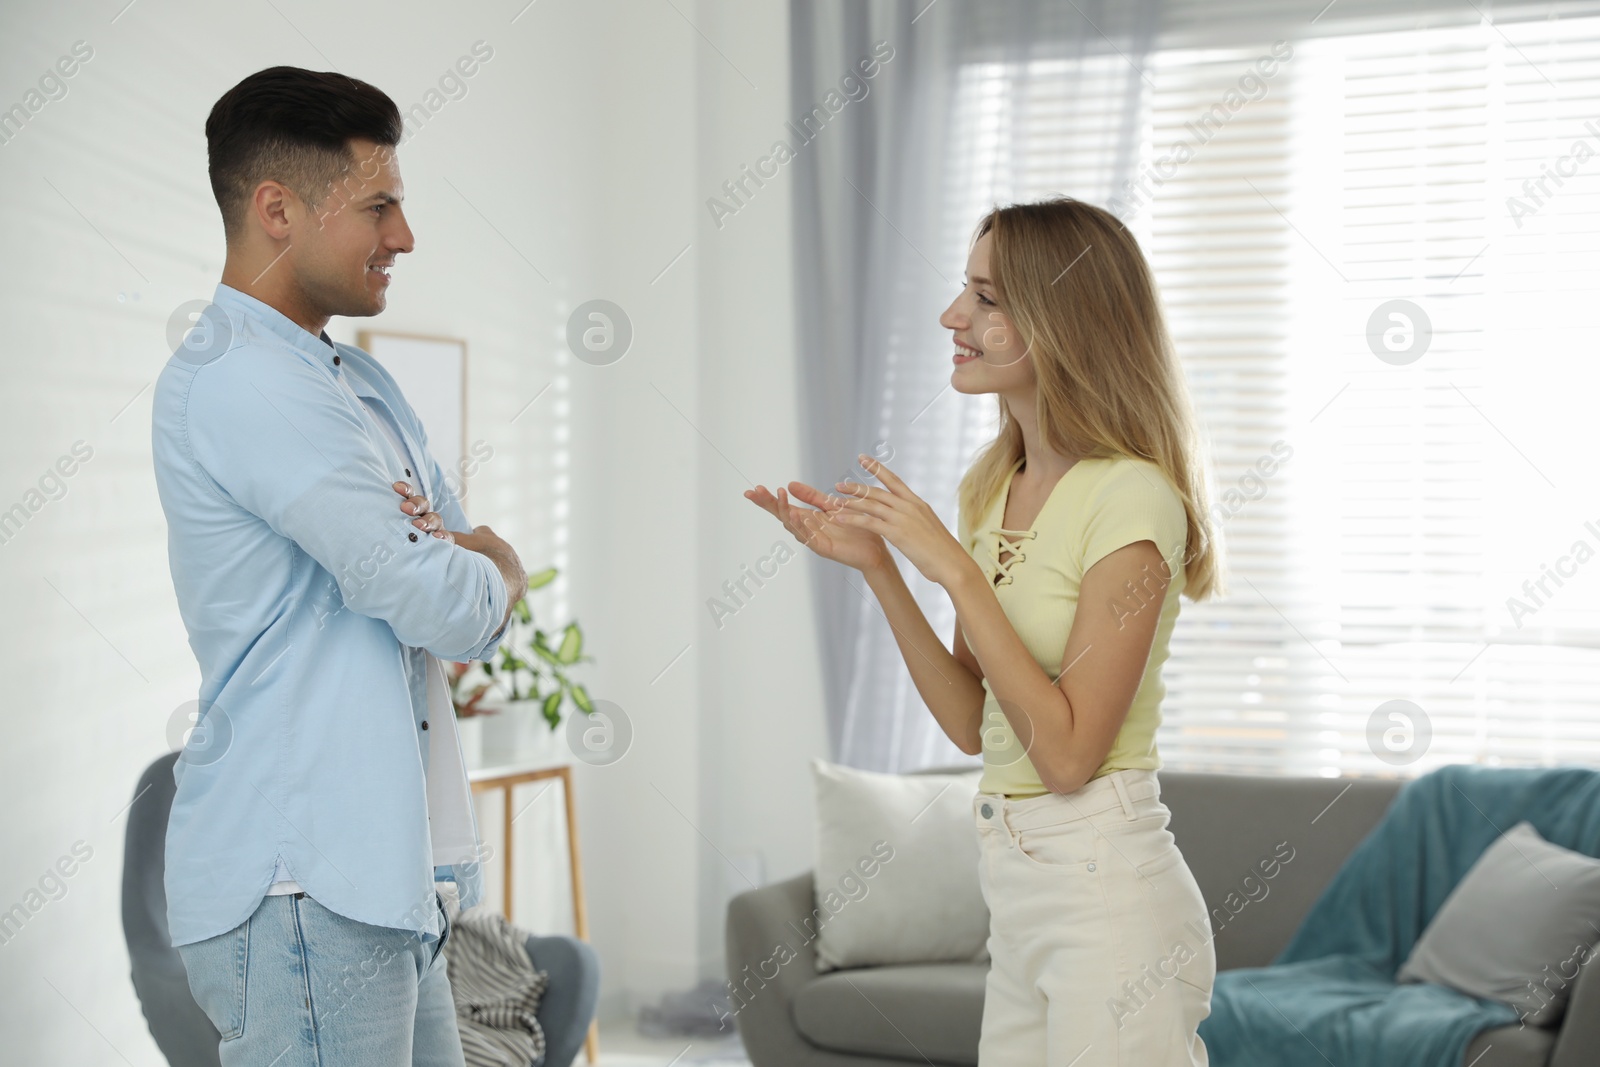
[0,0,826,1059]
[689,0,831,988]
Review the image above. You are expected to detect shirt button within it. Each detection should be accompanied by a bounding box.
[408,532,419,542]
[332,354,341,365]
[1087,862,1097,872]
[421,720,429,730]
[405,468,412,477]
[980,803,993,819]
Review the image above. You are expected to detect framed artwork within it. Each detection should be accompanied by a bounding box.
[356,330,468,484]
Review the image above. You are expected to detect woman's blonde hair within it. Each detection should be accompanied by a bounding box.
[956,196,1223,600]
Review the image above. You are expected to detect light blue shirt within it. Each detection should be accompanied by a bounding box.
[152,282,509,948]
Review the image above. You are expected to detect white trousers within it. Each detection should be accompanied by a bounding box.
[973,768,1214,1066]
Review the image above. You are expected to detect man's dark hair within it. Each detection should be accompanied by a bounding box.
[206,66,403,242]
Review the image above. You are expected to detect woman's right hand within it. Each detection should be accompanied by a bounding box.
[745,481,891,573]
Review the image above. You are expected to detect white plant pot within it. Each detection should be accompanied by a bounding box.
[476,697,571,769]
[454,714,486,771]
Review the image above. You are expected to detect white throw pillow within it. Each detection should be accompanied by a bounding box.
[809,758,989,972]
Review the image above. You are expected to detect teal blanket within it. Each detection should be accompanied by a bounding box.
[1200,764,1600,1066]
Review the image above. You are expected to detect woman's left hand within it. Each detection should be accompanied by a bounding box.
[835,455,978,589]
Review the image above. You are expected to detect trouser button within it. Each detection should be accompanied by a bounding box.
[980,802,994,819]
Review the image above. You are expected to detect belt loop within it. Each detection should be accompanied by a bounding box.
[1111,772,1136,820]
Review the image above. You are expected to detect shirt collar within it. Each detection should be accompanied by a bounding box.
[212,282,342,375]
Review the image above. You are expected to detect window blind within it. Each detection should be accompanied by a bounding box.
[944,7,1600,776]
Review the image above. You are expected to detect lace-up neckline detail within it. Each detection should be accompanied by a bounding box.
[983,457,1079,588]
[987,528,1037,587]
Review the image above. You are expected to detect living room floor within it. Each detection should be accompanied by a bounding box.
[593,1027,751,1065]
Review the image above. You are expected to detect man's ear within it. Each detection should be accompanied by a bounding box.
[249,180,296,242]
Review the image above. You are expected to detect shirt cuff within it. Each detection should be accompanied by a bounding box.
[488,612,510,643]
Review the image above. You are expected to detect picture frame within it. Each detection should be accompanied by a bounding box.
[355,330,468,489]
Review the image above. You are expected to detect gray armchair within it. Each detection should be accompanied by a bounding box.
[122,752,600,1067]
[725,768,1600,1067]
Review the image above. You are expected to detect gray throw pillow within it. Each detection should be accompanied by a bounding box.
[1397,821,1600,1026]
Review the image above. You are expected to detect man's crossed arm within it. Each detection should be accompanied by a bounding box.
[392,479,526,636]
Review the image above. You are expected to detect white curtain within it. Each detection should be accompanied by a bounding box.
[789,0,1157,771]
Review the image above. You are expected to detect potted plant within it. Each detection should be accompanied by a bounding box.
[448,566,596,768]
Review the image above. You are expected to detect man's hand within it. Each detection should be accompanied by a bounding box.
[451,527,528,630]
[394,480,451,540]
[393,481,527,627]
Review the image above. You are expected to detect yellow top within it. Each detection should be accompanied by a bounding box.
[961,455,1188,797]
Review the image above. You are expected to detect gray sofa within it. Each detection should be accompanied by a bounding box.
[725,769,1600,1067]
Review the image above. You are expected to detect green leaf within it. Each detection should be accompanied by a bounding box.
[528,567,558,590]
[542,689,563,729]
[557,623,583,665]
[570,684,594,714]
[513,599,533,625]
[532,643,563,668]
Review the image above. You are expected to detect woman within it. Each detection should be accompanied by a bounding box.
[745,196,1222,1065]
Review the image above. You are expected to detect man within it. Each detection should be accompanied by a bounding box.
[151,66,527,1065]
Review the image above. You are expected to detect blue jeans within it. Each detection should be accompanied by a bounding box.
[177,889,465,1067]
